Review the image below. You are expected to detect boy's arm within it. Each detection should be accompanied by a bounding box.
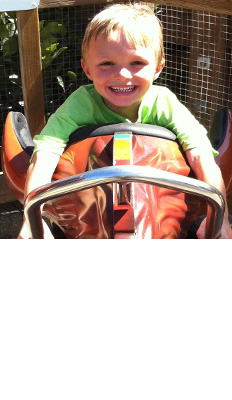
[18,151,60,239]
[186,147,232,239]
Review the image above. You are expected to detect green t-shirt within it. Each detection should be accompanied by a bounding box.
[33,84,217,157]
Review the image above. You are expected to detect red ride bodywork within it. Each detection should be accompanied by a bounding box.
[2,111,231,238]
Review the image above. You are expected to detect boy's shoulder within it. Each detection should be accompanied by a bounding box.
[149,84,176,98]
[70,83,97,98]
[143,85,178,108]
[60,84,102,110]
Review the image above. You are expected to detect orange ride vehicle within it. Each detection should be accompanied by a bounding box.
[1,109,232,238]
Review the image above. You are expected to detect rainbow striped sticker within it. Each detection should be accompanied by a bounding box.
[113,133,132,165]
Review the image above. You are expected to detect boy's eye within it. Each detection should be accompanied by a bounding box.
[99,61,114,66]
[131,61,145,66]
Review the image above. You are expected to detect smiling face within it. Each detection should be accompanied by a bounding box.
[81,29,163,122]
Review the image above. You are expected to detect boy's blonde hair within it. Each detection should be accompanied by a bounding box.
[82,3,165,68]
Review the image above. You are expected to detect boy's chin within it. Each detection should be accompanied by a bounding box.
[103,99,140,120]
[104,99,133,111]
[103,94,140,108]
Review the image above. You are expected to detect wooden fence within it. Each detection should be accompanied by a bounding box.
[1,0,232,203]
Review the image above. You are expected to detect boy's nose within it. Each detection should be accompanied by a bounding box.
[116,67,132,79]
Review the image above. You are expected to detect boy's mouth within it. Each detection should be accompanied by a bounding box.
[110,86,136,93]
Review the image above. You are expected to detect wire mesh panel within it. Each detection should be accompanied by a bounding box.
[156,6,232,131]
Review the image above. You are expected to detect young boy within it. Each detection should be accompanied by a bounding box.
[19,3,232,239]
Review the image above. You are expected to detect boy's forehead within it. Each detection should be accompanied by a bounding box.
[108,29,126,42]
[90,33,151,55]
[92,27,155,50]
[94,28,130,44]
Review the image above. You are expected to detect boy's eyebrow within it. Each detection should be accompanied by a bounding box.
[96,54,149,62]
[95,54,112,61]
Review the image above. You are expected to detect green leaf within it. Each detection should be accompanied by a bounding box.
[57,75,65,90]
[2,36,18,56]
[7,12,16,19]
[40,28,54,41]
[40,37,57,55]
[0,20,9,38]
[39,20,45,30]
[67,71,77,81]
[0,12,8,25]
[50,22,67,37]
[48,42,58,53]
[42,46,67,69]
[40,22,66,40]
[51,46,67,61]
[7,22,16,38]
[42,54,53,69]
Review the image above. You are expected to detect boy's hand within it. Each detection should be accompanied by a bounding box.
[197,217,232,239]
[18,151,60,239]
[186,148,232,239]
[18,218,55,239]
[17,219,32,239]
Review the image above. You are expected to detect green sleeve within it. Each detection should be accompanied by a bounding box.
[141,86,218,157]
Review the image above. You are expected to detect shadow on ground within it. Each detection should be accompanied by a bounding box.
[0,201,23,239]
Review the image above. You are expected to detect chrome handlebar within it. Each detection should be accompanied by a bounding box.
[24,165,225,239]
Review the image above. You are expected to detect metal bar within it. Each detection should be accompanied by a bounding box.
[38,0,232,16]
[24,165,225,239]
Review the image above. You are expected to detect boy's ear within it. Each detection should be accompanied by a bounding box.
[81,58,93,81]
[153,62,165,80]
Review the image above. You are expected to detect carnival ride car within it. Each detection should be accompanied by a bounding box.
[1,109,232,238]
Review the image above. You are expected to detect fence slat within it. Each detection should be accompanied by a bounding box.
[39,0,232,15]
[16,8,46,138]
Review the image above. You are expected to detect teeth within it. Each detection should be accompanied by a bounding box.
[111,87,134,93]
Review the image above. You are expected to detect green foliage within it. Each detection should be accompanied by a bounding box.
[0,8,80,132]
[0,12,18,57]
[40,21,67,69]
